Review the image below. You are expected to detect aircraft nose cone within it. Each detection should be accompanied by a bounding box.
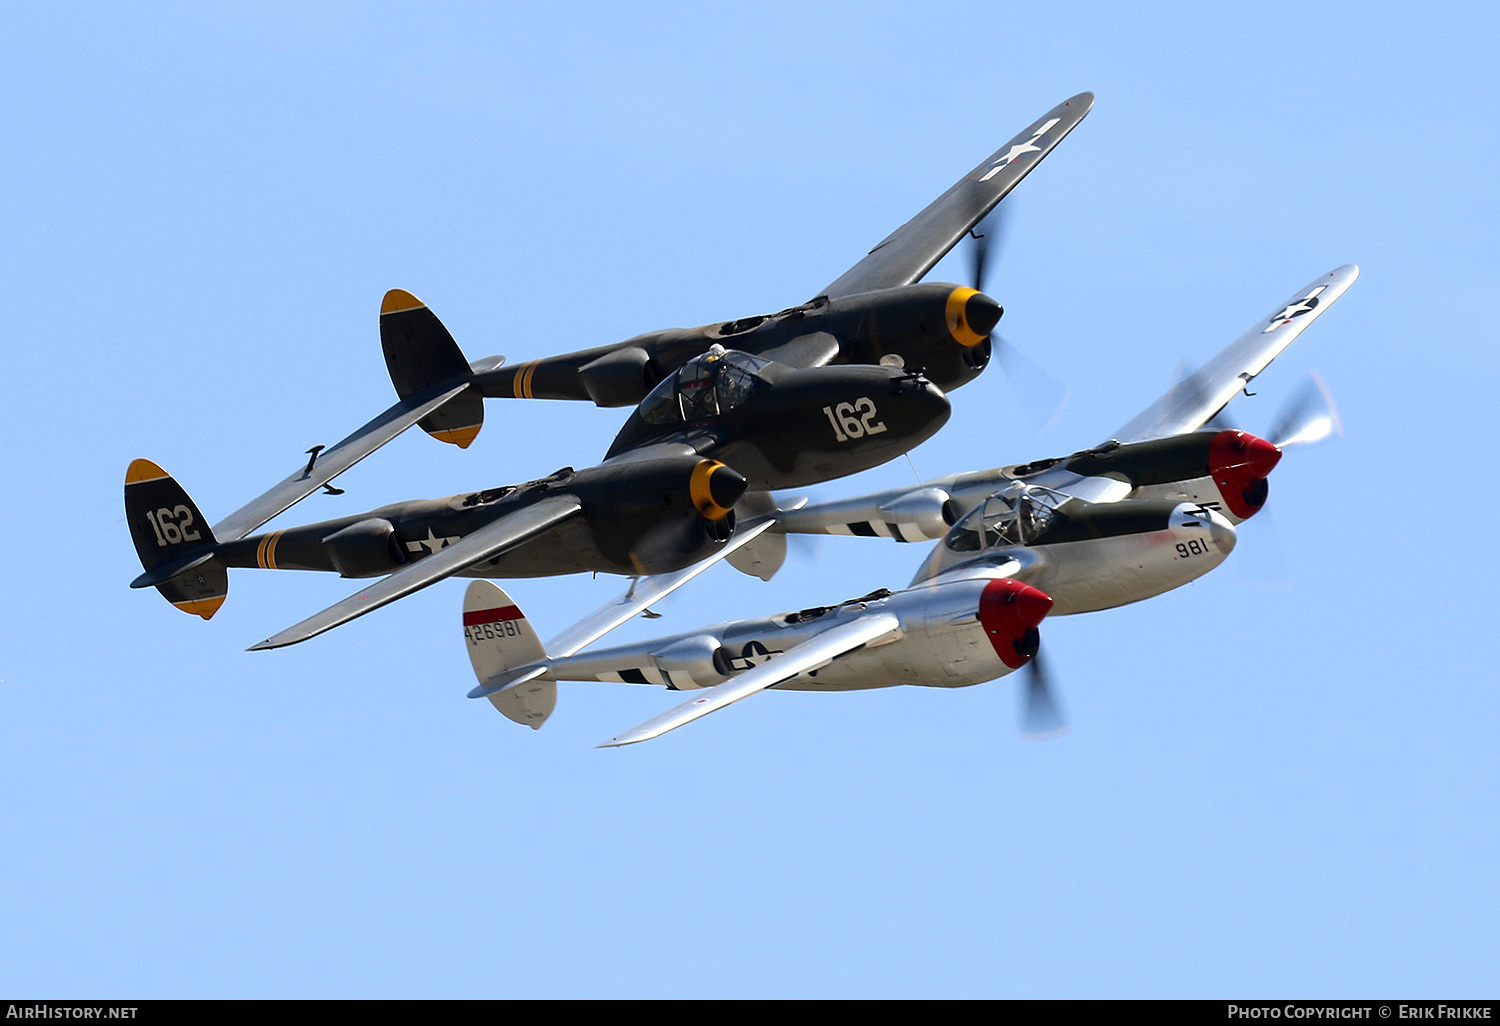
[917,377,951,417]
[1011,582,1054,629]
[981,578,1055,634]
[891,377,953,440]
[1210,515,1237,557]
[690,459,747,519]
[709,463,748,511]
[1243,434,1282,480]
[965,292,1003,337]
[1212,430,1282,479]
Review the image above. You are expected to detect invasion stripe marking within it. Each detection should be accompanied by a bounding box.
[463,605,524,626]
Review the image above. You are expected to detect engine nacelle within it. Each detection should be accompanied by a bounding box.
[579,346,657,408]
[652,635,734,690]
[877,487,957,541]
[321,518,408,578]
[977,578,1053,668]
[1066,429,1282,523]
[573,456,748,575]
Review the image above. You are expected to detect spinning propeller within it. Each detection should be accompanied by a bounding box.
[967,205,1071,435]
[1011,372,1342,735]
[1265,371,1343,448]
[1021,643,1068,739]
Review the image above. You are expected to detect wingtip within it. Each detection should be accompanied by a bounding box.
[596,732,645,748]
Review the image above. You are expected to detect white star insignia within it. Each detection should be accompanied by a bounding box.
[406,528,459,555]
[978,118,1060,182]
[1261,286,1327,333]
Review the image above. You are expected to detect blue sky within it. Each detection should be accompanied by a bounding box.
[2,2,1496,998]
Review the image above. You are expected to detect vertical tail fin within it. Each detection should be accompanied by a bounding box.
[124,459,228,619]
[463,581,555,728]
[380,289,485,448]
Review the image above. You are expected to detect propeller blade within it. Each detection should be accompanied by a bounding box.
[967,203,1012,294]
[996,333,1071,436]
[626,517,700,576]
[1020,644,1068,739]
[1235,504,1291,584]
[1267,371,1342,448]
[786,531,823,564]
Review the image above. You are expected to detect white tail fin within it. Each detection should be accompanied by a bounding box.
[463,581,554,729]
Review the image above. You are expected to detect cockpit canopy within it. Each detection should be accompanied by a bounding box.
[944,483,1064,552]
[638,346,772,426]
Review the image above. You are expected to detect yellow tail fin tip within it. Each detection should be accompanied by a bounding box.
[173,596,225,620]
[432,424,481,449]
[381,288,426,315]
[126,458,169,485]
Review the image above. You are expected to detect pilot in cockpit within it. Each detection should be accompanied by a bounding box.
[945,482,1062,552]
[638,345,773,426]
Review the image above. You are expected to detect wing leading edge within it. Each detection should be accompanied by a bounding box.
[212,382,474,543]
[598,612,902,747]
[1109,265,1359,444]
[763,265,1359,543]
[250,494,583,650]
[818,93,1094,301]
[467,502,807,702]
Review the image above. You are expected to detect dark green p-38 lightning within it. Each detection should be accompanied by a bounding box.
[124,94,1093,650]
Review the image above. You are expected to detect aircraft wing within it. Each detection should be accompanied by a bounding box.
[598,611,902,747]
[212,382,474,542]
[249,494,582,650]
[817,93,1093,301]
[1109,265,1359,444]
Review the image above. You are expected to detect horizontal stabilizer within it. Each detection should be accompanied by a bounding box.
[212,382,470,542]
[250,494,582,650]
[467,664,548,702]
[130,549,218,589]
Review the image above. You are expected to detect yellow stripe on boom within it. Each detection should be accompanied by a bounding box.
[256,531,286,570]
[511,361,539,399]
